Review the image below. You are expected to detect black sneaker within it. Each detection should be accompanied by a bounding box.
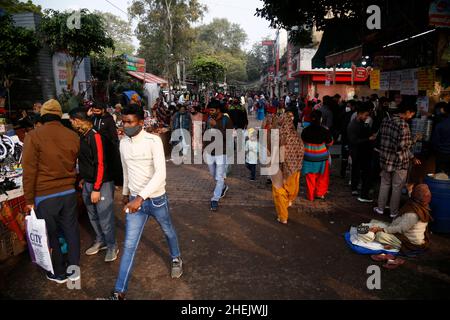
[357,197,374,203]
[220,185,229,198]
[46,272,68,284]
[351,191,359,196]
[210,201,219,211]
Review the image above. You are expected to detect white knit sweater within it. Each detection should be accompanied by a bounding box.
[385,213,428,245]
[120,130,166,200]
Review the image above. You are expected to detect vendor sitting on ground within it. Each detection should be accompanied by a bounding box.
[369,184,432,253]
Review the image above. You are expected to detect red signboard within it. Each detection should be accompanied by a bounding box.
[355,67,368,79]
[262,40,275,46]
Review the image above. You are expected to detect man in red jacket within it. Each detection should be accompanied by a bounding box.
[69,108,118,263]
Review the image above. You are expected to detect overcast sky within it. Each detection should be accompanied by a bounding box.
[30,0,275,51]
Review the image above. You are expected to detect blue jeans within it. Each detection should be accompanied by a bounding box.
[82,181,116,249]
[206,154,227,202]
[114,194,181,293]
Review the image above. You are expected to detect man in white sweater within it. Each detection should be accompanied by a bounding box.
[109,105,182,300]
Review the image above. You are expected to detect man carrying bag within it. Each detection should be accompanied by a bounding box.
[22,99,80,284]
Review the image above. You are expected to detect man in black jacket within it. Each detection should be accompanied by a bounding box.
[69,108,118,263]
[89,102,123,186]
[348,103,377,203]
[90,102,119,147]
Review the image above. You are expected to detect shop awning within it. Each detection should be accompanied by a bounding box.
[127,71,168,84]
[312,19,363,68]
[325,46,363,67]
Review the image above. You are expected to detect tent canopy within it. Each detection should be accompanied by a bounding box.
[127,71,168,85]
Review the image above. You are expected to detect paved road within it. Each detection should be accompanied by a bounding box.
[1,114,449,300]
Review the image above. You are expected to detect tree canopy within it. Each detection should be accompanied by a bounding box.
[0,0,42,14]
[129,0,206,81]
[94,11,135,56]
[0,12,41,85]
[40,9,114,91]
[192,56,225,84]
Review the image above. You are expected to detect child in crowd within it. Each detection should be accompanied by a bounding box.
[245,128,259,181]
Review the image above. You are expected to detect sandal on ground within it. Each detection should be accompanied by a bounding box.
[276,218,288,225]
[371,253,396,262]
[382,258,405,269]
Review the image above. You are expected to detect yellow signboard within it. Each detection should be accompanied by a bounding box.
[417,68,435,91]
[370,69,381,90]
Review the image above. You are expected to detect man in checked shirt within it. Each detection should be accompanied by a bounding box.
[374,102,422,219]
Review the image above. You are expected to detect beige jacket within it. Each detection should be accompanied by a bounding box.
[120,130,166,200]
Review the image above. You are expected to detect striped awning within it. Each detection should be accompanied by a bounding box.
[127,71,168,84]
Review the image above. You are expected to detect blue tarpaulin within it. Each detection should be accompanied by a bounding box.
[123,91,142,104]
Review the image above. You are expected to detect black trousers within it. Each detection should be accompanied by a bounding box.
[436,152,450,175]
[36,192,80,277]
[246,163,257,180]
[351,150,372,199]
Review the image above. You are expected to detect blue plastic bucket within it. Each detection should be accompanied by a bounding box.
[425,175,450,233]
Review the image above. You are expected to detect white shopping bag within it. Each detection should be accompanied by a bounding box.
[25,209,54,274]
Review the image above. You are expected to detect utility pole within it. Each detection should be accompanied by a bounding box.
[164,0,173,102]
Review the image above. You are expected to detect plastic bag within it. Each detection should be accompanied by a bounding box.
[25,209,54,274]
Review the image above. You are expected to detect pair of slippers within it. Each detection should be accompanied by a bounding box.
[371,253,405,269]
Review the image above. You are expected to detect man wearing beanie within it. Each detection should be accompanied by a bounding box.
[69,108,118,263]
[22,99,81,284]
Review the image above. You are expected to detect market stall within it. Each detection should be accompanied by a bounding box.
[0,129,27,261]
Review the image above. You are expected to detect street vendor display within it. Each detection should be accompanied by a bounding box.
[0,130,26,261]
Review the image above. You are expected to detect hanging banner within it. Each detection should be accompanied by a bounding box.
[52,52,88,95]
[417,67,436,91]
[417,96,430,113]
[429,0,450,28]
[389,71,402,91]
[380,72,390,91]
[400,68,418,95]
[370,69,381,90]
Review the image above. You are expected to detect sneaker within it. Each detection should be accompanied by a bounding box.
[108,292,126,300]
[390,213,399,219]
[46,272,68,284]
[220,185,229,198]
[171,258,183,279]
[373,207,384,215]
[210,201,219,211]
[358,197,374,203]
[315,196,326,200]
[85,242,107,256]
[351,191,359,196]
[105,248,119,263]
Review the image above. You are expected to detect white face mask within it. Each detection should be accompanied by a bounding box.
[345,107,351,113]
